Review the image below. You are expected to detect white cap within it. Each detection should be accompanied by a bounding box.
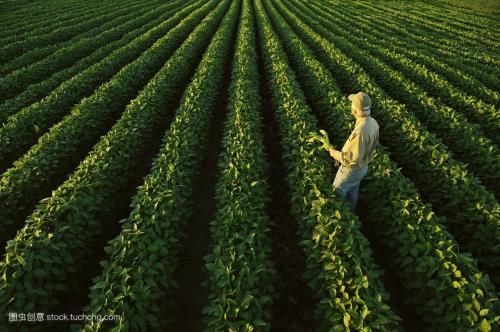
[348,92,371,116]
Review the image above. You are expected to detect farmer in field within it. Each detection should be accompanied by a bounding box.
[327,92,379,212]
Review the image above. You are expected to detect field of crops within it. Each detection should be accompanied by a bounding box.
[0,0,499,331]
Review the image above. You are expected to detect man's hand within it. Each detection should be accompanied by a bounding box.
[308,130,332,150]
[308,130,341,163]
[317,130,332,151]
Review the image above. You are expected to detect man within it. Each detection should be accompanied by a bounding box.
[327,92,379,212]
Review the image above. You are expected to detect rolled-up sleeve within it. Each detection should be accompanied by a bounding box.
[329,147,342,161]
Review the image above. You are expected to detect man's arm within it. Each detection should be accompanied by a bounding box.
[328,133,363,166]
[328,146,342,162]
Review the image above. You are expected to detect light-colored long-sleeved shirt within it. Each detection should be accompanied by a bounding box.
[330,116,379,167]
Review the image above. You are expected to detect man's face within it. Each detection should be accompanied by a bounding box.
[351,105,357,117]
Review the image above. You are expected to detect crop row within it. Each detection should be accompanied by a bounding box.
[0,0,149,64]
[263,0,499,329]
[404,6,500,48]
[0,0,161,84]
[309,0,499,109]
[347,2,500,91]
[401,1,497,32]
[0,0,229,324]
[0,0,207,247]
[0,0,102,35]
[255,0,401,330]
[309,0,499,140]
[79,1,238,330]
[406,0,498,32]
[203,0,274,329]
[296,0,499,194]
[1,5,131,78]
[435,0,499,19]
[278,0,500,284]
[0,0,192,123]
[0,0,165,104]
[0,1,150,79]
[0,0,132,47]
[408,3,496,36]
[1,0,138,78]
[407,7,491,35]
[363,1,499,60]
[315,1,499,93]
[0,0,203,173]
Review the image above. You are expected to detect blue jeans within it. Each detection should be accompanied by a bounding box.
[333,164,368,212]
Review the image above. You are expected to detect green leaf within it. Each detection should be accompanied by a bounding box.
[347,309,361,325]
[324,263,336,271]
[33,269,47,278]
[361,305,370,319]
[92,281,107,289]
[241,294,254,310]
[479,309,489,317]
[206,263,216,272]
[16,255,25,266]
[473,299,481,312]
[343,312,350,328]
[479,318,491,332]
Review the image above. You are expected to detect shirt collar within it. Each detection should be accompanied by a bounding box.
[355,116,370,126]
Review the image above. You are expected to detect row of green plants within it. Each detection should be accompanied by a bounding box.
[0,0,208,247]
[407,2,496,37]
[0,0,165,99]
[309,0,499,141]
[0,0,192,122]
[403,3,489,32]
[0,0,103,36]
[364,1,499,61]
[430,0,500,18]
[347,1,500,91]
[392,2,498,45]
[1,2,125,77]
[300,0,499,194]
[0,0,147,64]
[0,0,100,22]
[0,0,137,78]
[264,1,499,329]
[0,0,229,325]
[419,3,498,47]
[279,0,500,285]
[78,1,238,330]
[255,1,401,330]
[323,1,498,92]
[409,0,496,31]
[309,0,499,109]
[0,0,204,172]
[203,0,274,330]
[0,0,162,77]
[0,0,129,47]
